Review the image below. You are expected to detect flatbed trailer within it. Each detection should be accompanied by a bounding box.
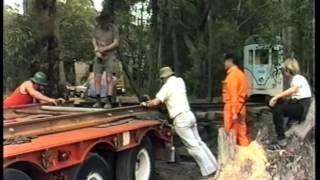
[3,104,174,180]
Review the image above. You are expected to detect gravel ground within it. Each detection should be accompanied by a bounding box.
[154,108,315,180]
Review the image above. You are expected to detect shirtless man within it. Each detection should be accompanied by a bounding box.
[4,72,63,108]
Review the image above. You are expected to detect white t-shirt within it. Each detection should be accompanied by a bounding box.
[290,74,312,99]
[156,76,190,118]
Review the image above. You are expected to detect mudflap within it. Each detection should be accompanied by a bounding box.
[154,143,175,162]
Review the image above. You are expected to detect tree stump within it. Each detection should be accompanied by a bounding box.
[285,98,315,140]
[217,128,236,166]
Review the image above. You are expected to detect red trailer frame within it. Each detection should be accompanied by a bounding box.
[4,104,174,180]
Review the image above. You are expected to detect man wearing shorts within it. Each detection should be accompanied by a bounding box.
[92,12,120,108]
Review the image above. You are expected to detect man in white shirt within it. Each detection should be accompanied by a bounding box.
[141,67,218,179]
[267,58,312,150]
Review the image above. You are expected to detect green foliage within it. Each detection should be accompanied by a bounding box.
[4,1,97,93]
[57,0,97,62]
[4,6,35,63]
[4,0,314,98]
[159,0,313,99]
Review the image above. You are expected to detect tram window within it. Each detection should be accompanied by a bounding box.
[248,50,253,65]
[255,49,269,65]
[272,50,279,64]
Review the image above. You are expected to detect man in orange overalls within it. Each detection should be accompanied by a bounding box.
[222,54,251,146]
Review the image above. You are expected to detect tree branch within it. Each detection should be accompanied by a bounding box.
[236,2,270,30]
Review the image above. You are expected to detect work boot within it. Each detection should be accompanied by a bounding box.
[93,94,102,108]
[93,102,102,108]
[267,138,287,151]
[104,103,112,109]
[199,172,216,180]
[107,95,113,103]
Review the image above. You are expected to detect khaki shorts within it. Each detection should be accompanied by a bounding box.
[93,54,120,75]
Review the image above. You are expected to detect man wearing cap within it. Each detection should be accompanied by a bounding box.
[4,72,62,108]
[141,67,218,179]
[92,11,120,108]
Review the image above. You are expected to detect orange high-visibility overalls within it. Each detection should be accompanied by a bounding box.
[222,65,251,146]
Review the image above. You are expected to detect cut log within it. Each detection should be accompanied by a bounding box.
[255,126,269,144]
[217,128,236,166]
[285,98,315,139]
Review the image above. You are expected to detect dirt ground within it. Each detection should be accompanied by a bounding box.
[155,161,202,180]
[154,108,265,180]
[154,107,315,180]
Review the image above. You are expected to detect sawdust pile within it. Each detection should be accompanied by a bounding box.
[215,137,315,180]
[216,140,271,180]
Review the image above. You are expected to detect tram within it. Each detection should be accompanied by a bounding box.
[243,35,284,100]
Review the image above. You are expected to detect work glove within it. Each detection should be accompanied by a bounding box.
[57,98,66,104]
[96,52,103,58]
[140,102,147,107]
[48,98,58,106]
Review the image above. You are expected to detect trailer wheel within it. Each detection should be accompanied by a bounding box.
[74,153,112,180]
[116,136,154,180]
[4,168,31,180]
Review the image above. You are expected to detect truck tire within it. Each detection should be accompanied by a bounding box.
[4,168,31,180]
[74,153,112,180]
[116,136,154,180]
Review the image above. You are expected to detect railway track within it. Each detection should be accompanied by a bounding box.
[189,102,266,110]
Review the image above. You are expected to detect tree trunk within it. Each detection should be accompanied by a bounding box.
[120,58,143,101]
[282,0,294,57]
[27,0,61,97]
[147,0,159,96]
[157,18,164,69]
[58,60,70,86]
[171,29,180,75]
[311,14,315,92]
[207,9,214,101]
[157,0,167,70]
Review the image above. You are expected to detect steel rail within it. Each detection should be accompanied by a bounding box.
[4,105,149,139]
[14,109,76,115]
[40,106,106,112]
[3,102,266,139]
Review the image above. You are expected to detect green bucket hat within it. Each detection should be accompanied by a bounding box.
[30,72,48,86]
[159,66,174,79]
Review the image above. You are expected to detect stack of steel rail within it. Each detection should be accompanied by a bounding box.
[4,102,266,147]
[3,104,149,143]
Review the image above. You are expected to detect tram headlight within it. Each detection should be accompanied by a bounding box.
[259,77,264,83]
